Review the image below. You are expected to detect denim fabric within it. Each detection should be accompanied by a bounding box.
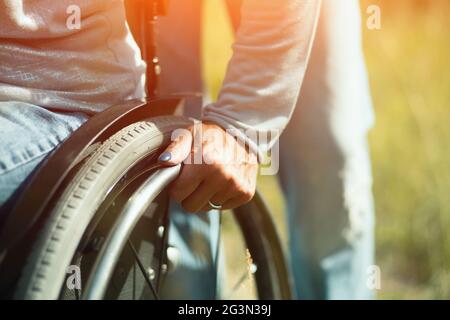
[279,119,375,300]
[160,202,223,299]
[277,0,375,299]
[0,101,88,211]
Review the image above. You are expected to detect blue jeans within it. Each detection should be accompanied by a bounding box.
[278,95,375,299]
[0,102,88,217]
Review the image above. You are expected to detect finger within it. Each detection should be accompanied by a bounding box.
[208,187,234,209]
[158,128,192,166]
[181,178,222,213]
[221,197,244,211]
[221,191,255,210]
[199,178,246,212]
[169,163,203,203]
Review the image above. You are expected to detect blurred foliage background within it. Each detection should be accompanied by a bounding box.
[203,0,450,299]
[362,0,450,299]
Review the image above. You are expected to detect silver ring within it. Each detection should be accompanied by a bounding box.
[208,200,222,210]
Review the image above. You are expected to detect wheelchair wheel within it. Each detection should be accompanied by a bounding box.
[13,116,291,300]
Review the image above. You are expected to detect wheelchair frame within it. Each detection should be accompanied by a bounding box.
[0,0,293,300]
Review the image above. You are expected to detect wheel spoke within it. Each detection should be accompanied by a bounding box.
[73,254,83,300]
[213,212,222,299]
[224,249,257,299]
[155,204,170,293]
[127,239,159,300]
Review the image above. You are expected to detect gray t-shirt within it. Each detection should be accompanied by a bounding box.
[0,0,146,113]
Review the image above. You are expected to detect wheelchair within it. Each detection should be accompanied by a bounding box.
[0,0,292,300]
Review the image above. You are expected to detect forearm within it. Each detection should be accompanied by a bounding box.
[202,0,321,157]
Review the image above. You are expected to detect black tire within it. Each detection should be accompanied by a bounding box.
[15,116,192,299]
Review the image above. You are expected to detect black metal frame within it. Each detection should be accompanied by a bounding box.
[141,0,167,97]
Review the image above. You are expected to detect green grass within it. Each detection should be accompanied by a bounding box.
[203,0,450,299]
[363,2,450,299]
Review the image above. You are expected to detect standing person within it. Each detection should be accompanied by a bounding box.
[157,0,375,299]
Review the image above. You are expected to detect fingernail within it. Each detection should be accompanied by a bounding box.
[158,151,172,162]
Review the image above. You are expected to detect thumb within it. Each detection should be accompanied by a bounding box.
[158,128,193,166]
